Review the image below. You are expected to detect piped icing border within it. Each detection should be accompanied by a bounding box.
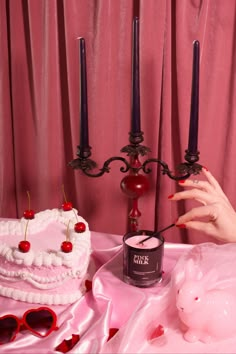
[0,282,86,305]
[0,208,91,268]
[0,260,90,289]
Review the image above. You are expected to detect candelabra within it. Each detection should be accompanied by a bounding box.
[70,19,202,231]
[69,130,202,231]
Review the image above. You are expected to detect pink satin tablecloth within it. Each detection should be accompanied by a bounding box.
[1,232,236,353]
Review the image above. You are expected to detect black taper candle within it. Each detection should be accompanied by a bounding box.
[131,17,141,136]
[187,40,200,155]
[78,38,91,158]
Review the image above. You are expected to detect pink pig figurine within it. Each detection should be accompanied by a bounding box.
[176,258,236,343]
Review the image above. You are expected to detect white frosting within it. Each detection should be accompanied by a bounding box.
[0,283,86,305]
[0,208,91,268]
[0,208,91,305]
[0,266,85,289]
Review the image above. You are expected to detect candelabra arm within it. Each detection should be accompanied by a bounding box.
[69,156,131,177]
[142,158,202,180]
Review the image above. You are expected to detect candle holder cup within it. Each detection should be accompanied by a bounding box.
[123,230,164,288]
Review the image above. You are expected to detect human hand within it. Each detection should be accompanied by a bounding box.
[169,167,236,242]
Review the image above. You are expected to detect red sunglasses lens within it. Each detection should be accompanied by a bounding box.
[0,317,18,344]
[25,310,55,337]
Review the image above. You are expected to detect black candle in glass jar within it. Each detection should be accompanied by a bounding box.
[123,230,164,288]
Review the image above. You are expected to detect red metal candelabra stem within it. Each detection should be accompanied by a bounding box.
[120,154,149,232]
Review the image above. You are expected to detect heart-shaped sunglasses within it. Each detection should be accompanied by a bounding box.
[0,307,58,345]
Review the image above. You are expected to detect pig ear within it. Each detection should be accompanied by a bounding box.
[184,259,200,280]
[201,269,218,290]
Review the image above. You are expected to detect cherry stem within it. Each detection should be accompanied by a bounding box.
[24,220,29,241]
[73,209,79,221]
[27,190,31,210]
[66,220,70,241]
[62,184,67,203]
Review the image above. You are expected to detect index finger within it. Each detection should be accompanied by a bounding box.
[202,167,224,195]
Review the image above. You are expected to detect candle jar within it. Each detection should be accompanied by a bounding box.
[123,230,164,288]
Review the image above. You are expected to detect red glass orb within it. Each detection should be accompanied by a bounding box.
[120,174,149,199]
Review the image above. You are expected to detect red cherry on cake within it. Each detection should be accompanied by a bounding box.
[19,213,31,253]
[62,201,73,211]
[23,191,35,219]
[23,209,35,219]
[61,241,73,253]
[61,220,73,253]
[18,240,31,253]
[61,185,73,211]
[74,222,86,233]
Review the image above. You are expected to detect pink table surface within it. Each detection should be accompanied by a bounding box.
[1,231,236,353]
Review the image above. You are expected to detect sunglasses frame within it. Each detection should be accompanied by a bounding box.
[0,307,58,344]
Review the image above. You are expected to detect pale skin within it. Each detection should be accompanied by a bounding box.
[169,167,236,243]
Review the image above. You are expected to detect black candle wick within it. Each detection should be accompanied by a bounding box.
[137,223,175,245]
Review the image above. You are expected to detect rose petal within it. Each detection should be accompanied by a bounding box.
[85,279,92,292]
[107,328,119,341]
[55,340,69,353]
[150,324,164,340]
[71,333,80,345]
[55,333,80,353]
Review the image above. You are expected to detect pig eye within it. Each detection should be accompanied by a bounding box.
[195,296,199,301]
[177,289,180,294]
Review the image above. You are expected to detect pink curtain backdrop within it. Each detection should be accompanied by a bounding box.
[1,0,236,244]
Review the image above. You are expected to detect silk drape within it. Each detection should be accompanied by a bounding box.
[1,0,236,244]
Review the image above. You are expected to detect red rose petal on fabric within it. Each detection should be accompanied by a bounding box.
[71,333,80,345]
[85,279,92,292]
[55,340,69,353]
[150,324,165,340]
[107,328,119,341]
[55,333,80,353]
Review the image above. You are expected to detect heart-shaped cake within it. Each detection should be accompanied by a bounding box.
[0,208,91,305]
